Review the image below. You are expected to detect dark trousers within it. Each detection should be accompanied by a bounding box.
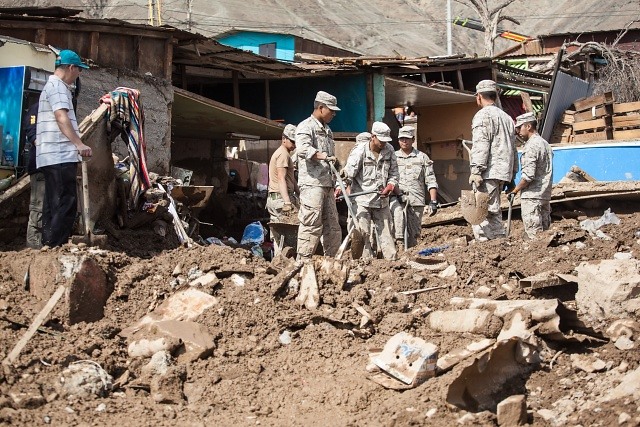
[42,162,78,247]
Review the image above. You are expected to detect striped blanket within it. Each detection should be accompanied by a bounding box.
[100,88,151,209]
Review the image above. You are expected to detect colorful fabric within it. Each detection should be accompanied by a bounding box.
[100,88,150,209]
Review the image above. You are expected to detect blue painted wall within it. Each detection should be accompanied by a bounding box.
[217,32,295,62]
[269,74,369,133]
[0,66,25,166]
[515,142,640,184]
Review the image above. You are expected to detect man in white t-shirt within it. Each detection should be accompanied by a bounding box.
[36,49,92,247]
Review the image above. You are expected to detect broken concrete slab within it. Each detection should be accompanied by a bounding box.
[600,365,640,402]
[575,259,640,324]
[519,271,578,291]
[132,320,215,361]
[128,336,183,358]
[446,338,539,412]
[121,287,218,337]
[150,365,186,404]
[437,338,495,372]
[26,254,112,325]
[188,271,219,288]
[428,309,503,337]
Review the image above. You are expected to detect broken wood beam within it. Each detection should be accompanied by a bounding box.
[3,285,65,366]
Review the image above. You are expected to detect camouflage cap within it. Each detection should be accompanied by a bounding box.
[283,124,297,141]
[356,132,371,144]
[515,112,537,128]
[475,79,498,94]
[315,91,340,111]
[371,121,392,142]
[398,125,415,139]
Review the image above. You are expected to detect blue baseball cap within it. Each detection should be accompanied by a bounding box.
[55,50,90,69]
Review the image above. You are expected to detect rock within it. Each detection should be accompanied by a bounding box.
[27,253,113,325]
[475,285,492,298]
[619,412,631,425]
[128,336,183,358]
[497,395,527,426]
[425,408,437,418]
[188,271,219,288]
[60,360,113,399]
[8,390,45,408]
[172,264,182,277]
[0,407,18,423]
[0,299,8,310]
[457,413,476,424]
[141,351,173,377]
[95,403,107,412]
[614,252,633,260]
[279,330,292,345]
[575,241,586,249]
[537,409,556,422]
[150,365,186,404]
[438,265,458,279]
[575,259,640,323]
[601,365,640,402]
[570,354,607,373]
[614,336,635,350]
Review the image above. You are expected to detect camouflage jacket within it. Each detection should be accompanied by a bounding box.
[520,133,553,200]
[296,115,335,188]
[344,141,399,208]
[395,148,438,207]
[470,105,518,182]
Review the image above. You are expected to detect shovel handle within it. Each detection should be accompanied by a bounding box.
[81,160,91,236]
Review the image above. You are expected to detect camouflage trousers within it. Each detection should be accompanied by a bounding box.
[355,204,397,260]
[297,186,341,258]
[390,198,424,249]
[521,198,551,239]
[26,172,45,249]
[472,179,506,241]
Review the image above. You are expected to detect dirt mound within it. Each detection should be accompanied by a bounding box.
[1,208,639,426]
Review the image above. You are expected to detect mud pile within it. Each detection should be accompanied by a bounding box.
[0,208,639,426]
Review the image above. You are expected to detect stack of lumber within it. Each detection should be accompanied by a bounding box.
[550,92,640,144]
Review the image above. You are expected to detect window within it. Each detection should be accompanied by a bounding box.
[259,43,276,58]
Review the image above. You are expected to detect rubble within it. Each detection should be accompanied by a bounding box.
[1,208,640,425]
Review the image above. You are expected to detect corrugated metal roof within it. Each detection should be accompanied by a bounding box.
[541,71,591,141]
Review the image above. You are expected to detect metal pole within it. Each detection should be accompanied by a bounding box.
[447,0,452,55]
[186,0,193,31]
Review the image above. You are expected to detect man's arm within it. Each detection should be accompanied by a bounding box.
[511,146,535,194]
[54,109,92,157]
[276,167,291,203]
[387,150,399,188]
[470,113,490,175]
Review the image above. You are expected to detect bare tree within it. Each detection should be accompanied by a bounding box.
[454,0,520,57]
[84,0,110,19]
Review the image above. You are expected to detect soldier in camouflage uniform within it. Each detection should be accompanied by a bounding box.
[508,112,553,239]
[295,91,342,259]
[343,122,399,260]
[390,125,439,250]
[468,80,518,241]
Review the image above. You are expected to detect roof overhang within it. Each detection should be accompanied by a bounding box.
[385,76,475,108]
[172,88,284,140]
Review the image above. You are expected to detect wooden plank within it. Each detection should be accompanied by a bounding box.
[573,92,614,112]
[573,129,610,143]
[614,128,640,140]
[612,115,640,128]
[89,32,99,62]
[3,285,65,366]
[574,105,610,123]
[572,117,608,132]
[614,102,640,114]
[521,92,533,113]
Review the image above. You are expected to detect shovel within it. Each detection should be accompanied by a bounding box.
[71,159,107,247]
[328,162,365,259]
[460,140,489,225]
[506,192,515,236]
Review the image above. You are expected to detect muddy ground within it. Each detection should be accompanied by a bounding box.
[0,201,639,426]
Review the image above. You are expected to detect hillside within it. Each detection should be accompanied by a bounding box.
[9,0,638,57]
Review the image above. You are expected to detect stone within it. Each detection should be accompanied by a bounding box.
[475,285,492,298]
[142,320,215,361]
[141,351,173,377]
[188,271,218,288]
[60,360,113,399]
[438,265,458,279]
[429,309,503,337]
[575,259,640,323]
[614,336,635,350]
[27,253,113,325]
[9,390,45,408]
[537,409,556,422]
[619,412,631,425]
[150,365,186,404]
[497,395,527,426]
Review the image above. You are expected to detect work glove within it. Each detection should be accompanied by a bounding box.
[469,173,483,187]
[504,179,516,194]
[379,183,395,198]
[428,200,439,216]
[282,202,292,213]
[325,155,337,164]
[334,187,343,199]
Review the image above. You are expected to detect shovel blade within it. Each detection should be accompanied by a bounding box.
[351,228,365,260]
[460,189,489,225]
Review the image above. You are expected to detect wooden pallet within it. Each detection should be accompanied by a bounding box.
[613,128,640,140]
[613,101,640,114]
[572,91,614,112]
[573,103,613,123]
[572,117,610,133]
[612,114,640,129]
[573,129,612,143]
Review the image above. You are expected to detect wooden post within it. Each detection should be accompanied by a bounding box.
[89,32,100,62]
[233,71,240,108]
[35,29,46,45]
[164,36,173,81]
[264,79,271,119]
